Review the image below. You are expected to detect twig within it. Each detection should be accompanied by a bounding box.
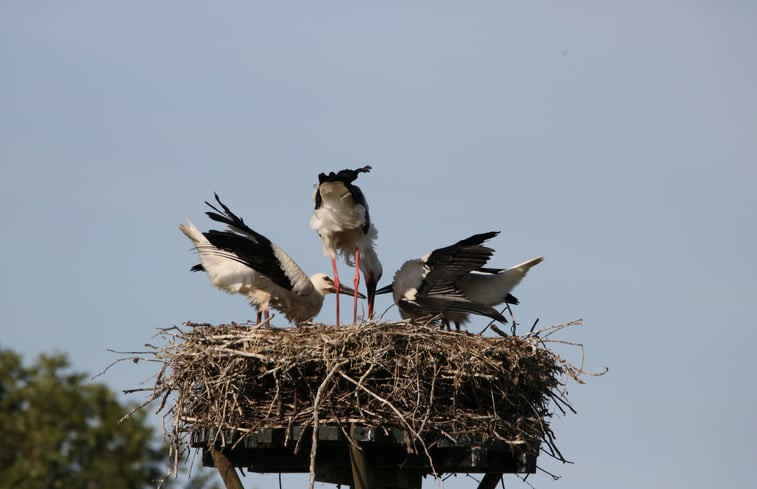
[490,323,510,338]
[537,464,563,481]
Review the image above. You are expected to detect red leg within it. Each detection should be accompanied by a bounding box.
[256,311,262,325]
[331,256,341,327]
[353,246,360,324]
[264,309,270,328]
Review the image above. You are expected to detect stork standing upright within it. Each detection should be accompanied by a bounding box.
[375,232,542,330]
[180,194,363,325]
[310,165,382,326]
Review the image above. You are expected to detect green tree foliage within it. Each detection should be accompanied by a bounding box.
[0,348,169,489]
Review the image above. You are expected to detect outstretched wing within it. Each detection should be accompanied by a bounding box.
[204,193,267,241]
[394,231,507,324]
[202,231,295,292]
[201,194,312,294]
[417,231,499,297]
[179,219,260,296]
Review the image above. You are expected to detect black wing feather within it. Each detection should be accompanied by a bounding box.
[399,296,507,324]
[203,230,295,291]
[418,231,500,297]
[317,165,372,184]
[200,194,293,291]
[478,267,505,274]
[204,193,276,247]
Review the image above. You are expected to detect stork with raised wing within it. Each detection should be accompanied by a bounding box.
[180,194,363,325]
[310,165,382,326]
[375,232,508,326]
[375,232,543,331]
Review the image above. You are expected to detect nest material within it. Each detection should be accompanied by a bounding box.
[138,320,589,469]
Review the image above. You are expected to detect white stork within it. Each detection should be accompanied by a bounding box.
[180,194,363,325]
[375,232,543,330]
[310,165,382,326]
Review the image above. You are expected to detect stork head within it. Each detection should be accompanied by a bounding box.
[356,239,383,320]
[310,273,366,299]
[363,264,382,320]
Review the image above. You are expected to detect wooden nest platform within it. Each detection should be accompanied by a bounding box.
[134,320,590,488]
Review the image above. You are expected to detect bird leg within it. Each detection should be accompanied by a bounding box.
[256,311,262,325]
[353,246,360,325]
[331,256,341,327]
[264,309,271,328]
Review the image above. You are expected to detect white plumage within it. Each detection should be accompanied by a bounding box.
[179,219,270,322]
[180,194,363,325]
[310,166,382,325]
[443,256,544,329]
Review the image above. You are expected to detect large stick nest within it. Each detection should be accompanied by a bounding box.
[131,319,593,470]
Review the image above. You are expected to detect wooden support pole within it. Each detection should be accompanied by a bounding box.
[210,447,245,489]
[477,473,503,489]
[347,441,421,489]
[349,443,370,489]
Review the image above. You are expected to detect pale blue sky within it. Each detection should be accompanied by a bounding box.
[2,2,756,488]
